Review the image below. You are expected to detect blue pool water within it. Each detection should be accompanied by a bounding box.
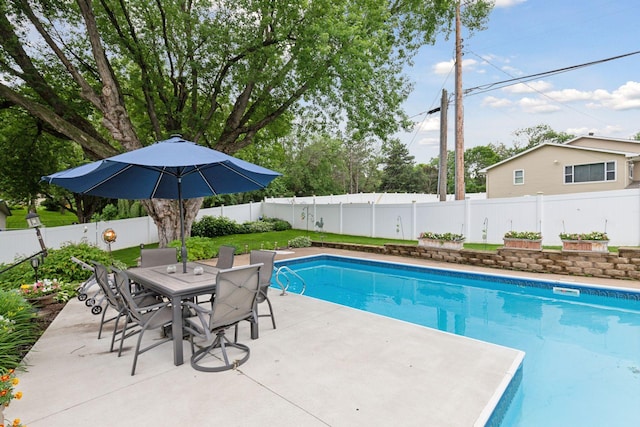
[276,255,640,427]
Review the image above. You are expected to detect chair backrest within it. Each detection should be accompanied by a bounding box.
[209,264,261,331]
[111,267,144,323]
[249,250,276,303]
[139,248,177,268]
[215,245,236,269]
[92,262,123,311]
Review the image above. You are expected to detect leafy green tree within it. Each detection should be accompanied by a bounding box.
[379,139,416,192]
[512,124,574,153]
[281,135,348,196]
[0,0,492,244]
[0,111,81,207]
[464,145,500,193]
[415,163,439,193]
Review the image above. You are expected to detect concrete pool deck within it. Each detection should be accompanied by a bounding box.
[9,247,638,426]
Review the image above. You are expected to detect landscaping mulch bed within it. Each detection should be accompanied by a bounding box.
[34,302,66,331]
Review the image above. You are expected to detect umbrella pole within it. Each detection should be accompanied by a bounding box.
[178,178,188,273]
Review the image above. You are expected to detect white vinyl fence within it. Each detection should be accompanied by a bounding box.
[263,189,640,247]
[0,203,263,264]
[1,189,638,264]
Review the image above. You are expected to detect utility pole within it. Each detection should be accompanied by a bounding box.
[438,89,448,202]
[454,0,465,200]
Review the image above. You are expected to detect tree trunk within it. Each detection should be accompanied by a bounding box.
[143,198,203,247]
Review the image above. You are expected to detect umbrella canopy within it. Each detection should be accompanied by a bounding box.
[43,136,281,272]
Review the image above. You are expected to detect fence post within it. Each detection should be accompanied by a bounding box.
[412,201,417,241]
[339,202,343,234]
[371,202,376,237]
[464,197,471,239]
[536,192,544,233]
[313,196,317,231]
[291,197,296,227]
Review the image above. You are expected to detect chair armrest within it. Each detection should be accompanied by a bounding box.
[183,301,212,340]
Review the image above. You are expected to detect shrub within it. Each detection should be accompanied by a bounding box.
[240,220,274,234]
[40,197,61,212]
[289,236,312,248]
[0,242,115,289]
[191,216,240,238]
[129,201,146,217]
[168,237,216,261]
[263,217,292,231]
[504,231,542,240]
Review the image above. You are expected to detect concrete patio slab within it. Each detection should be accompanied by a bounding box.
[6,248,536,426]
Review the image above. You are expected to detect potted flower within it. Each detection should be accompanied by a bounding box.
[503,231,543,250]
[19,278,62,308]
[559,231,609,252]
[418,232,465,250]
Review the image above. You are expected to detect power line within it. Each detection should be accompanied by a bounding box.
[464,50,640,96]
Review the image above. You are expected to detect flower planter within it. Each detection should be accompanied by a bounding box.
[418,238,464,250]
[503,238,542,250]
[26,293,58,308]
[561,240,609,253]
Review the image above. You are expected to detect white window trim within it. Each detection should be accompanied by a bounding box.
[564,160,616,184]
[513,169,524,185]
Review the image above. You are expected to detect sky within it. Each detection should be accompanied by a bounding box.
[399,0,640,163]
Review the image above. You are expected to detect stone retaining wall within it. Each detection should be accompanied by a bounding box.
[313,241,640,281]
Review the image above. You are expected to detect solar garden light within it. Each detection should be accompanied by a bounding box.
[30,256,41,282]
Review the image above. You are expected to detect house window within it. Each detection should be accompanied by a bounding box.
[564,161,616,184]
[513,169,524,185]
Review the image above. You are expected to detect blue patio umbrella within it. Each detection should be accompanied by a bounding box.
[42,135,281,272]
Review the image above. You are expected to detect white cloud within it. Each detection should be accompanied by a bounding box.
[494,0,527,7]
[481,96,512,108]
[544,88,593,102]
[566,126,596,135]
[566,125,623,137]
[417,136,439,146]
[589,81,640,110]
[432,59,478,75]
[501,65,522,76]
[416,116,441,132]
[503,80,553,94]
[517,97,561,113]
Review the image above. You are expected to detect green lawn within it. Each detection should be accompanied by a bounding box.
[110,230,418,267]
[6,207,78,229]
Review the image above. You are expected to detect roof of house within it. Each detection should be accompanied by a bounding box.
[563,135,640,147]
[0,200,11,217]
[479,140,640,174]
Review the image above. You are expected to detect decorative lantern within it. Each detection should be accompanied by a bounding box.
[25,212,42,228]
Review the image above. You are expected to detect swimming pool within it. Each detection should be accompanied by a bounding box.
[275,255,640,427]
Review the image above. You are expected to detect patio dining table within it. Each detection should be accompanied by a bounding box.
[126,261,221,366]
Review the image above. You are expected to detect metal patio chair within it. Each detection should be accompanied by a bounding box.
[183,263,261,372]
[139,247,178,268]
[215,245,236,269]
[248,250,277,332]
[111,267,173,376]
[91,262,128,349]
